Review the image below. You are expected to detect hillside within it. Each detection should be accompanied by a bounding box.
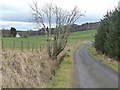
[2,30,96,50]
[2,22,99,37]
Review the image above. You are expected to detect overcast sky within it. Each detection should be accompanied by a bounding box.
[0,0,119,30]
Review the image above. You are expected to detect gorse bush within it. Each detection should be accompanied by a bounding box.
[94,8,120,60]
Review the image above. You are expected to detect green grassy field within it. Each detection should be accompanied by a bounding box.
[3,35,46,49]
[3,29,96,49]
[68,30,96,44]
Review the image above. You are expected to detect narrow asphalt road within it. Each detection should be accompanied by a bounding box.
[73,45,119,88]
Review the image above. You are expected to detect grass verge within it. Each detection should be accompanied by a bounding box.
[88,45,118,73]
[47,56,72,88]
[46,41,88,88]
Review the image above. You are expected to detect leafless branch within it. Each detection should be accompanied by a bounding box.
[30,1,84,59]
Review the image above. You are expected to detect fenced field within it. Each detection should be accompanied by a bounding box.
[2,35,46,51]
[2,29,97,51]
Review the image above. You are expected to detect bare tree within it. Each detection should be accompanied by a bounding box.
[31,1,84,59]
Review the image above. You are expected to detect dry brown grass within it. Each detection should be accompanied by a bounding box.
[2,49,63,88]
[2,41,88,88]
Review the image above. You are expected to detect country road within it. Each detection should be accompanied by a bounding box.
[73,45,119,88]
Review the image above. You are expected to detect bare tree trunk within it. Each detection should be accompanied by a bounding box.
[31,2,84,59]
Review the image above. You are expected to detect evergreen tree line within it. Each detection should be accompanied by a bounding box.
[94,8,120,61]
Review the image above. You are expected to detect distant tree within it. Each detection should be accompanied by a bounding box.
[10,27,17,37]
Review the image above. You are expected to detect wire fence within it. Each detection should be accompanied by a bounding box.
[2,38,46,52]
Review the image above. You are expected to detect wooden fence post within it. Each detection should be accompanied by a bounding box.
[2,37,3,50]
[40,44,41,51]
[43,44,44,49]
[21,41,23,52]
[32,43,34,51]
[13,40,15,50]
[28,42,29,51]
[37,44,38,51]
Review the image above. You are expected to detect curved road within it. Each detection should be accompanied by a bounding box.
[73,45,119,88]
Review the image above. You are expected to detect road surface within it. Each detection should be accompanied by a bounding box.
[73,45,119,88]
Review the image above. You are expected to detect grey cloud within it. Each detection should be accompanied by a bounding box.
[0,3,101,24]
[0,3,33,22]
[1,5,21,11]
[0,21,34,30]
[0,4,101,30]
[1,10,33,22]
[75,14,101,25]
